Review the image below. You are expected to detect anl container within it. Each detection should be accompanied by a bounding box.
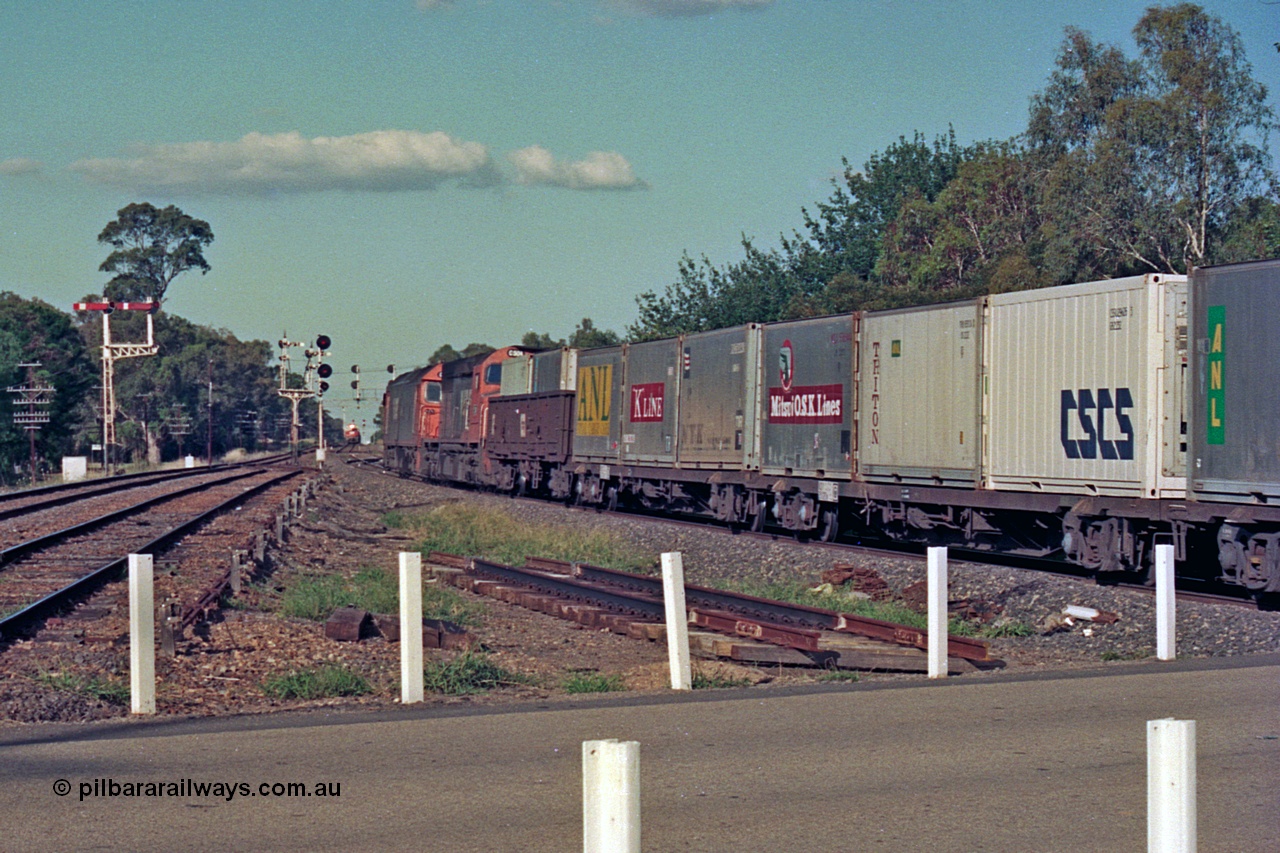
[857,301,981,487]
[1188,259,1280,503]
[572,346,624,463]
[982,274,1187,499]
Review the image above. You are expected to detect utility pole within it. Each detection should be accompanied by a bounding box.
[73,302,159,471]
[7,362,53,485]
[206,360,214,466]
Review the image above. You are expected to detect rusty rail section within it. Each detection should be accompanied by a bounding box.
[471,554,990,662]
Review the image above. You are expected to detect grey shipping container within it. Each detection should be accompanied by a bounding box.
[499,353,533,397]
[1189,259,1280,503]
[676,325,760,469]
[857,301,981,487]
[532,348,578,393]
[983,274,1187,499]
[572,345,624,463]
[760,315,855,479]
[621,338,680,465]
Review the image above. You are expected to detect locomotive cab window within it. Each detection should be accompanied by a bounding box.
[424,382,441,403]
[484,363,502,385]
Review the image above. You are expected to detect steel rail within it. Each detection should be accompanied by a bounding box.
[0,468,302,639]
[476,555,990,661]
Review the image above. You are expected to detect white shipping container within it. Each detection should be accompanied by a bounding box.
[982,274,1187,499]
[858,301,981,487]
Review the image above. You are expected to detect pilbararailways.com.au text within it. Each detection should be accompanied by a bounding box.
[55,778,341,802]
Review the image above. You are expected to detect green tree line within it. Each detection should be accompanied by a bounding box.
[628,3,1279,340]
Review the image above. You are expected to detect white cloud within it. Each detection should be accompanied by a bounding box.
[509,146,647,190]
[0,158,43,176]
[414,0,455,10]
[70,130,498,195]
[610,0,773,17]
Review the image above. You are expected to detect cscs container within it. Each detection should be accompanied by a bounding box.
[983,274,1187,499]
[760,315,855,479]
[1188,259,1280,504]
[621,338,680,465]
[857,301,981,487]
[572,345,624,463]
[676,325,761,470]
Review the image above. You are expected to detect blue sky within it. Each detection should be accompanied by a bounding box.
[1,1,1277,419]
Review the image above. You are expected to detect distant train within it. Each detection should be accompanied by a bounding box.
[383,259,1280,601]
[344,423,362,446]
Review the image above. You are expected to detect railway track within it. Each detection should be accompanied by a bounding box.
[429,551,994,671]
[0,460,304,642]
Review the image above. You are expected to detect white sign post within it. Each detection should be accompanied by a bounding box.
[400,552,424,704]
[661,552,692,691]
[583,739,640,853]
[1148,718,1196,852]
[927,547,948,679]
[128,554,155,715]
[1155,544,1176,661]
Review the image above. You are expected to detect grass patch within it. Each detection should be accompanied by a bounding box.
[562,671,626,694]
[717,579,979,637]
[37,671,130,705]
[261,665,372,700]
[278,566,485,626]
[1101,649,1150,662]
[816,670,861,683]
[692,669,752,690]
[385,503,653,571]
[423,652,529,695]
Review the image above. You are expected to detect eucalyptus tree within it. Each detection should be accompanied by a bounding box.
[98,202,214,305]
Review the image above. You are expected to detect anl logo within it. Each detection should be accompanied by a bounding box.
[1206,305,1225,445]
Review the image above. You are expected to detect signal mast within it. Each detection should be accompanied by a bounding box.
[72,301,159,470]
[277,334,331,464]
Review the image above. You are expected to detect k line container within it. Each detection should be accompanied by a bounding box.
[983,274,1187,499]
[858,301,981,487]
[621,338,681,465]
[1189,258,1280,503]
[760,315,855,480]
[573,346,624,463]
[676,325,760,469]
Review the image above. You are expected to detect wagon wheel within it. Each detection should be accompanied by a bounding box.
[818,508,839,543]
[749,500,767,533]
[606,485,619,512]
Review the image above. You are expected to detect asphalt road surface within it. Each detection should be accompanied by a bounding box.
[2,655,1277,852]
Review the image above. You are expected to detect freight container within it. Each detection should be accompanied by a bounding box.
[572,345,624,463]
[1188,259,1280,504]
[621,338,680,465]
[499,352,533,396]
[676,325,760,469]
[532,347,578,393]
[983,274,1187,499]
[857,301,981,487]
[760,315,855,480]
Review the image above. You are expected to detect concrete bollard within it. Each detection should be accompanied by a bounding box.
[927,546,948,679]
[129,554,156,715]
[1155,544,1176,661]
[660,552,692,691]
[400,552,424,704]
[582,739,640,853]
[1148,718,1196,851]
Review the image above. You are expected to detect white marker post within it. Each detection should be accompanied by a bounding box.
[128,554,155,715]
[583,739,640,853]
[661,552,692,691]
[399,551,424,704]
[1155,544,1176,661]
[1148,718,1196,852]
[927,546,948,679]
